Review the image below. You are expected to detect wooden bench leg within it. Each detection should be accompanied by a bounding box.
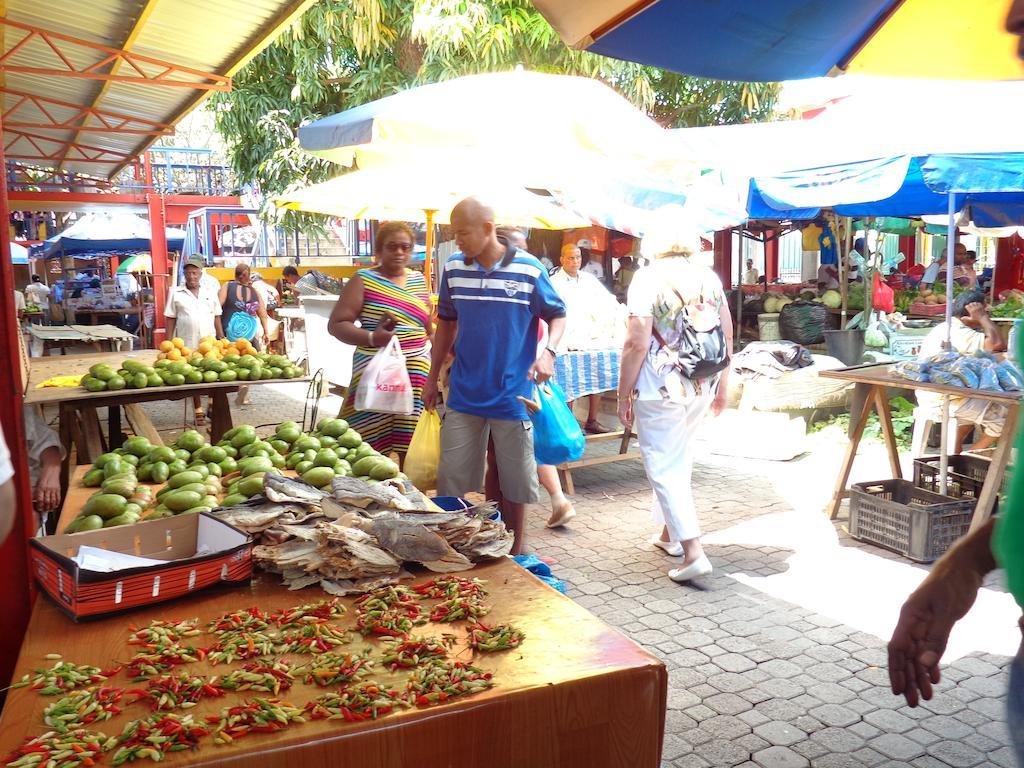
[558,466,575,496]
[80,406,106,461]
[828,382,876,519]
[969,402,1018,533]
[209,390,234,442]
[123,403,165,447]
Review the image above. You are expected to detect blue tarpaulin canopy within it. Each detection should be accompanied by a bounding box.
[30,212,185,259]
[746,153,1024,225]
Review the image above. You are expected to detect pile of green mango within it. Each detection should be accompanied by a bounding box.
[79,353,304,393]
[67,431,224,532]
[276,417,399,493]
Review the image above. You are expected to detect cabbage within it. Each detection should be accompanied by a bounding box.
[820,290,842,309]
[763,297,779,313]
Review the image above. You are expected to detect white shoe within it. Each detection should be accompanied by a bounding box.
[651,536,683,557]
[546,501,577,528]
[668,555,713,582]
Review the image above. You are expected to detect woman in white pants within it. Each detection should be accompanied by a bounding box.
[616,217,732,582]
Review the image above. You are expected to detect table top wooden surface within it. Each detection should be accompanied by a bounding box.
[0,557,666,767]
[819,362,1024,404]
[25,350,310,406]
[29,324,135,341]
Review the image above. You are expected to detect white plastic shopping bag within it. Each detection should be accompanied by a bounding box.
[355,337,414,414]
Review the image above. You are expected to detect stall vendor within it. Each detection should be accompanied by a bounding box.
[916,290,1007,452]
[921,242,969,287]
[551,243,620,433]
[743,259,760,285]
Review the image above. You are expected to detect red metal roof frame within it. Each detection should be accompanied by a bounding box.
[2,88,174,136]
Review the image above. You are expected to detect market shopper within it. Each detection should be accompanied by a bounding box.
[551,243,616,434]
[218,263,269,407]
[743,259,759,285]
[165,256,222,423]
[329,222,431,465]
[916,290,1007,452]
[24,275,50,318]
[0,424,13,543]
[23,405,63,534]
[493,229,575,529]
[423,197,566,555]
[617,215,732,582]
[887,516,1024,765]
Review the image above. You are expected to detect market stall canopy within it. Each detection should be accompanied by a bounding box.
[32,212,185,258]
[276,166,591,229]
[747,152,1024,225]
[531,0,1024,82]
[297,70,696,189]
[115,253,151,273]
[1,0,315,179]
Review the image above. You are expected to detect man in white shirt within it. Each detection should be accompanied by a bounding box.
[13,289,24,316]
[743,259,759,285]
[921,241,967,287]
[24,275,50,306]
[580,241,605,282]
[551,244,616,433]
[165,256,222,422]
[917,290,1006,452]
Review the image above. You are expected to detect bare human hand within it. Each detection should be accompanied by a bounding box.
[965,302,987,323]
[617,396,634,429]
[528,350,555,383]
[887,564,985,707]
[711,388,728,416]
[422,378,439,412]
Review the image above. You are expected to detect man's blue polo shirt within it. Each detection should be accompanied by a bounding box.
[437,242,566,420]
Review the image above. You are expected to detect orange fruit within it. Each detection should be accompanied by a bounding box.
[159,340,174,353]
[172,337,185,349]
[198,341,213,354]
[204,350,219,360]
[167,348,182,361]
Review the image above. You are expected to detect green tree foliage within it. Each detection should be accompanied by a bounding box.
[210,0,779,230]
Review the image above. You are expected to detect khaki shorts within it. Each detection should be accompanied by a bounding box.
[437,408,538,504]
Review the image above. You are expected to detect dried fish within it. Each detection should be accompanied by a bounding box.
[264,473,329,505]
[371,518,473,572]
[331,476,418,510]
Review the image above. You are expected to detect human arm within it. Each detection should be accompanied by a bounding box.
[712,301,735,416]
[255,291,269,340]
[528,267,567,384]
[888,517,997,707]
[966,303,1006,352]
[617,315,653,429]
[422,318,456,411]
[165,317,176,341]
[529,316,564,383]
[34,446,62,513]
[0,426,14,543]
[327,275,389,348]
[214,316,224,339]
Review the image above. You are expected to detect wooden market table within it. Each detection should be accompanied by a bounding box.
[24,350,310,494]
[0,557,668,768]
[71,306,144,325]
[818,363,1022,531]
[553,349,640,494]
[29,324,135,355]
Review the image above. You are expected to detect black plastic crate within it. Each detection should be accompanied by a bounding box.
[913,454,991,499]
[849,479,975,563]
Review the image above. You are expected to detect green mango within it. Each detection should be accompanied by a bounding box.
[123,436,152,457]
[136,464,153,482]
[120,454,140,467]
[88,364,116,381]
[176,430,205,453]
[102,458,129,479]
[302,466,335,488]
[168,470,205,489]
[185,462,211,479]
[173,449,191,462]
[285,452,304,470]
[106,375,126,391]
[131,372,149,389]
[148,446,177,464]
[218,457,238,475]
[269,439,290,455]
[238,456,274,477]
[146,373,163,388]
[199,445,227,463]
[167,459,188,476]
[313,449,339,468]
[82,468,105,487]
[318,435,338,448]
[369,458,400,481]
[66,514,104,533]
[150,461,170,484]
[163,490,203,513]
[103,511,140,528]
[82,376,108,392]
[100,477,137,499]
[294,460,314,475]
[83,493,128,519]
[355,442,375,459]
[320,418,349,438]
[293,436,321,453]
[180,506,212,515]
[185,369,204,385]
[230,425,258,449]
[206,462,223,478]
[219,493,247,508]
[93,452,121,469]
[338,431,363,449]
[237,475,265,497]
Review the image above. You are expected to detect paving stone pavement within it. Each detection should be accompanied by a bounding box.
[76,383,1019,768]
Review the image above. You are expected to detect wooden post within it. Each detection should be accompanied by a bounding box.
[148,194,169,346]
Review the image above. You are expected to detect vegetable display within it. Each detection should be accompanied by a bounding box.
[6,580,526,765]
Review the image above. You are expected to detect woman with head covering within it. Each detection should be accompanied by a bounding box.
[328,222,431,465]
[617,210,733,583]
[217,263,269,406]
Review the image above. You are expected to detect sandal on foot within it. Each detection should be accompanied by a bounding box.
[546,501,577,528]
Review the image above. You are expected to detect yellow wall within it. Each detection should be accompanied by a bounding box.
[205,265,359,284]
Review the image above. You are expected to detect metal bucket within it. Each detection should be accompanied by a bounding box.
[823,329,865,366]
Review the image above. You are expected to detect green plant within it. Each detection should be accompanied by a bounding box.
[810,396,916,451]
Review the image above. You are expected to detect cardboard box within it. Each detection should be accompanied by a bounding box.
[30,513,252,621]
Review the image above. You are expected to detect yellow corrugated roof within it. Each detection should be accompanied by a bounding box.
[2,0,315,178]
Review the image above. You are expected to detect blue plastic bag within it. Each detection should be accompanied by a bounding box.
[526,381,585,465]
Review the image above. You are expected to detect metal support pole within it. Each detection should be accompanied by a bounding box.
[735,227,745,348]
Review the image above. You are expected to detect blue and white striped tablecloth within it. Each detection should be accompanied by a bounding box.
[554,349,621,401]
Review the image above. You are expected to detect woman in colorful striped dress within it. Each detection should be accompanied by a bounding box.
[329,222,431,464]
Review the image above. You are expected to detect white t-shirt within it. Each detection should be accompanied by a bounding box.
[918,318,986,359]
[164,284,222,348]
[13,290,25,313]
[549,268,617,351]
[626,258,725,401]
[743,268,759,284]
[24,283,50,305]
[0,423,13,486]
[582,261,604,280]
